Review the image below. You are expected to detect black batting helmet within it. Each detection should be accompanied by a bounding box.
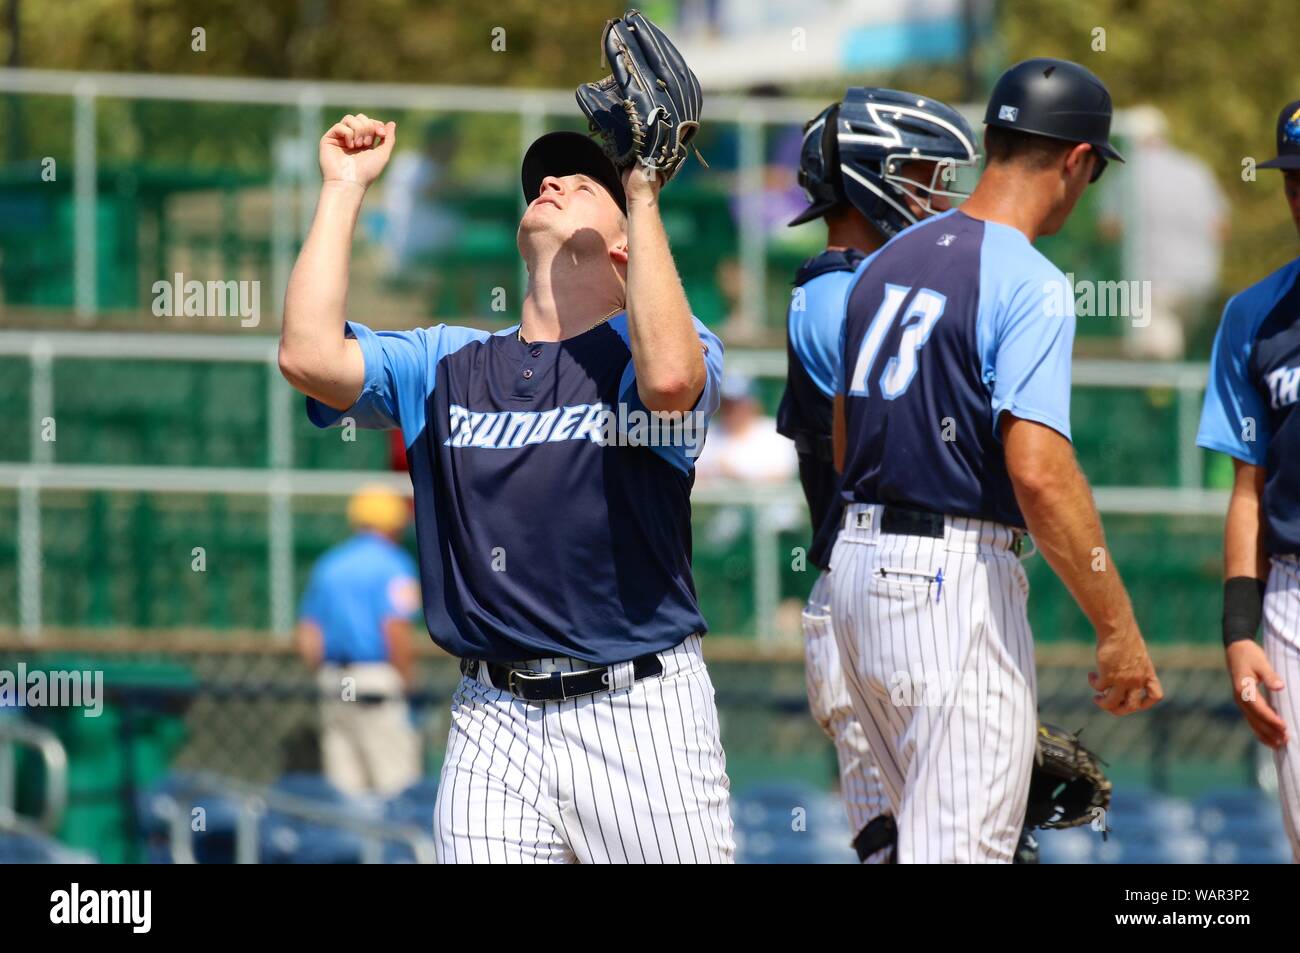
[983,58,1124,181]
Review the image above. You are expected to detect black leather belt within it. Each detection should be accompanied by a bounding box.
[873,504,1024,555]
[880,505,945,538]
[460,653,664,702]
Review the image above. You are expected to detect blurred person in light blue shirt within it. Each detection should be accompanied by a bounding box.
[297,486,422,795]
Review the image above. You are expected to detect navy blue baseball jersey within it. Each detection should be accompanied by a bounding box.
[834,209,1075,527]
[777,248,864,561]
[1197,257,1300,555]
[307,314,724,664]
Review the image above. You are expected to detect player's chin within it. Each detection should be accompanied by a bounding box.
[522,200,563,221]
[518,203,563,236]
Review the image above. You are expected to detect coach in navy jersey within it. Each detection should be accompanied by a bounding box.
[780,87,978,861]
[279,114,732,863]
[1197,99,1300,858]
[827,59,1162,862]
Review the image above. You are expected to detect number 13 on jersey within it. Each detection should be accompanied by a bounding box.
[847,284,947,399]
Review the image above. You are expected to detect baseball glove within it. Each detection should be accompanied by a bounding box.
[1025,722,1112,831]
[575,9,704,183]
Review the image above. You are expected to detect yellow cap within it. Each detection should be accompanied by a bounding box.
[346,485,410,536]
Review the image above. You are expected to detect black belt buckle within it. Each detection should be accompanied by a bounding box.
[505,669,566,701]
[464,652,666,702]
[880,505,945,539]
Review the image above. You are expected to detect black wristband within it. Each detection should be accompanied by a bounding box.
[1222,576,1266,647]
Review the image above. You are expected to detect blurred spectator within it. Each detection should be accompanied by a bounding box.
[381,118,461,275]
[1101,105,1228,359]
[696,374,798,482]
[296,486,421,796]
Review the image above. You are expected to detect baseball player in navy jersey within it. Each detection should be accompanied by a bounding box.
[826,59,1162,863]
[1198,99,1300,860]
[278,114,732,863]
[778,87,978,861]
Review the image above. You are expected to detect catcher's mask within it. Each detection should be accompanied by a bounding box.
[521,131,627,215]
[809,87,980,239]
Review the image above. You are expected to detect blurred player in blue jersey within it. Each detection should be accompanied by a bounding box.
[1197,99,1300,860]
[778,87,978,861]
[827,59,1162,862]
[279,114,731,863]
[297,485,421,795]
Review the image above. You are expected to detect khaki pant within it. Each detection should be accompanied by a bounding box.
[317,663,420,796]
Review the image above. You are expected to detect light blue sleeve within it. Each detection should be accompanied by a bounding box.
[832,253,878,396]
[306,321,488,447]
[976,226,1075,441]
[1196,294,1270,465]
[789,271,854,398]
[614,315,723,473]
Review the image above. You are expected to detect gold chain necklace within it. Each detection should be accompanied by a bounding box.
[518,307,622,345]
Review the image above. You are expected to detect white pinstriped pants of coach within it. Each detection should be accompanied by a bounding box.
[1264,555,1300,862]
[803,571,890,857]
[432,635,735,863]
[827,503,1038,864]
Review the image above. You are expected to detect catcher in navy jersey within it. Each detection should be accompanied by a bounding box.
[278,12,734,864]
[778,87,979,862]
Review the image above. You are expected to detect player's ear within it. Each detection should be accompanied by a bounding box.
[609,238,629,266]
[1064,142,1092,182]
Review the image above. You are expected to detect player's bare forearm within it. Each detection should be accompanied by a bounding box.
[832,393,846,472]
[1003,414,1162,713]
[384,618,415,688]
[1225,459,1268,580]
[280,181,367,410]
[1002,415,1134,636]
[623,168,705,414]
[279,114,396,412]
[295,621,324,670]
[1221,460,1287,745]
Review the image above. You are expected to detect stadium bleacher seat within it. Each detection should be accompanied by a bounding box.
[384,777,439,830]
[1194,787,1281,827]
[1105,785,1196,834]
[258,773,386,864]
[136,773,243,864]
[0,830,97,864]
[1095,829,1210,864]
[731,781,856,864]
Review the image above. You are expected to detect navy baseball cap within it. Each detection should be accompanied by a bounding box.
[1259,99,1300,170]
[521,131,627,213]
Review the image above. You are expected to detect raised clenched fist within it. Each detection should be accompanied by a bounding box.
[319,114,396,189]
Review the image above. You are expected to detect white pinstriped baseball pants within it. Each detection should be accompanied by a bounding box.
[432,635,735,863]
[803,571,890,858]
[827,503,1038,864]
[1264,555,1300,862]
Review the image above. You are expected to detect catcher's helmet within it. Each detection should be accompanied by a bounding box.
[789,103,843,227]
[790,88,979,239]
[983,58,1124,181]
